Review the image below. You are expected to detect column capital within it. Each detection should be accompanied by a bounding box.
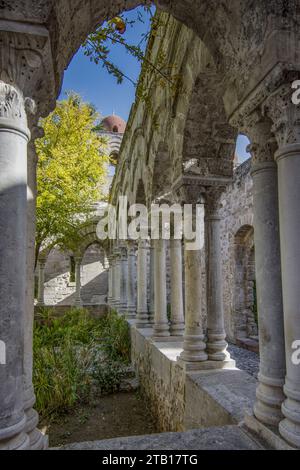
[118,244,127,260]
[173,176,206,205]
[204,185,227,220]
[127,239,137,254]
[0,20,55,116]
[263,83,300,151]
[240,112,278,172]
[37,258,46,268]
[0,81,35,138]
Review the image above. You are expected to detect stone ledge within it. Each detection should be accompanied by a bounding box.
[243,413,296,450]
[57,425,263,450]
[131,324,258,431]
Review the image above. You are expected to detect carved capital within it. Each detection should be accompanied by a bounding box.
[0,20,55,116]
[127,239,137,252]
[119,244,128,260]
[263,84,300,148]
[173,176,206,205]
[204,185,227,219]
[0,81,25,119]
[242,112,277,165]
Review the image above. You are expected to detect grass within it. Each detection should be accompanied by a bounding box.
[33,308,131,420]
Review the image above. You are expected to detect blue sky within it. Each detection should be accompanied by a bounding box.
[59,6,250,162]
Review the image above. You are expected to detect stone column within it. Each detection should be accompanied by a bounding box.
[119,245,128,315]
[266,88,300,447]
[74,258,82,306]
[36,260,46,307]
[110,254,117,308]
[148,240,155,324]
[205,189,231,362]
[245,117,286,428]
[153,239,170,338]
[178,189,207,368]
[107,255,113,306]
[24,136,46,449]
[127,241,137,319]
[114,247,121,312]
[136,239,149,327]
[0,82,31,450]
[170,239,184,336]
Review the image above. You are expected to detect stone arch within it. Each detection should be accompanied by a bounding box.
[233,224,258,344]
[47,0,251,108]
[80,241,108,305]
[150,141,172,202]
[182,69,237,179]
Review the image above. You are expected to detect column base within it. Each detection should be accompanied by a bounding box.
[170,323,185,337]
[206,335,230,361]
[254,373,285,427]
[177,357,236,372]
[135,311,150,328]
[148,313,155,325]
[151,335,182,343]
[126,309,136,319]
[0,414,30,450]
[153,323,170,338]
[279,384,300,448]
[244,412,296,450]
[179,333,207,363]
[24,407,47,450]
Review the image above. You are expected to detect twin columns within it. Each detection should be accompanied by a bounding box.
[1,79,300,449]
[108,187,233,371]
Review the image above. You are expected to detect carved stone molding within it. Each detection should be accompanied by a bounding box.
[204,185,227,219]
[263,84,300,148]
[0,19,55,117]
[0,81,37,136]
[173,174,232,206]
[173,176,206,205]
[241,112,278,166]
[0,81,25,119]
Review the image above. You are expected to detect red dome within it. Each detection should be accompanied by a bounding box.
[101,115,126,134]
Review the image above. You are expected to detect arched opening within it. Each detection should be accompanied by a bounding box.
[234,225,258,350]
[135,178,147,206]
[41,246,75,306]
[80,242,108,305]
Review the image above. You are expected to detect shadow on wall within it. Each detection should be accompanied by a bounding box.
[55,271,108,306]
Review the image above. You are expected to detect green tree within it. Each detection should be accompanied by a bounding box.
[35,93,108,264]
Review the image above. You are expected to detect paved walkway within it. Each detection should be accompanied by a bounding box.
[228,344,260,379]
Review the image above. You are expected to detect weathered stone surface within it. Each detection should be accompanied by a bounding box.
[58,425,263,450]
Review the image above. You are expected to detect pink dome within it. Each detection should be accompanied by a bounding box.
[101,115,126,134]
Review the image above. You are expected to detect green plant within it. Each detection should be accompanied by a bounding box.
[101,310,131,363]
[33,308,131,420]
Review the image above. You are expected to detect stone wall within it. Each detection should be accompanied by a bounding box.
[130,326,257,432]
[41,243,108,306]
[131,328,185,432]
[220,159,255,342]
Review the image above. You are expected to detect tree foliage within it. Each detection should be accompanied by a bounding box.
[35,93,108,262]
[82,7,182,103]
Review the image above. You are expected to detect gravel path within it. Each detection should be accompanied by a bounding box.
[228,344,259,379]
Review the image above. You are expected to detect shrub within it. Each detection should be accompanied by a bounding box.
[101,310,131,363]
[33,308,131,420]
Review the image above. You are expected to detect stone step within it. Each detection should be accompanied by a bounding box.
[58,425,265,450]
